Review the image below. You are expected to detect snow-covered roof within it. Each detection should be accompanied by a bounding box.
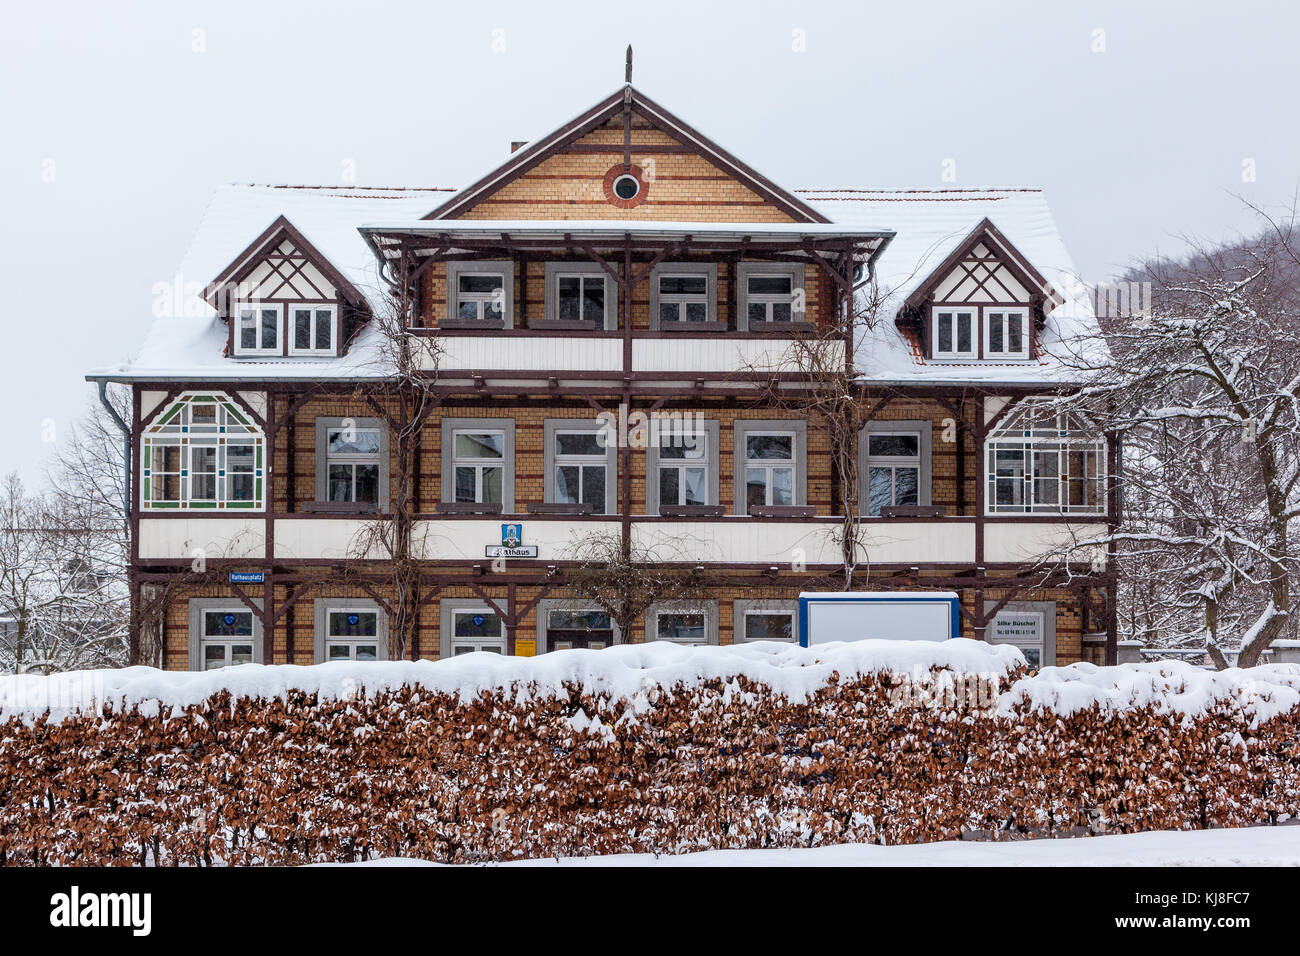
[798,188,1104,385]
[90,184,454,382]
[90,184,1102,386]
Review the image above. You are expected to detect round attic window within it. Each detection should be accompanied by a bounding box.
[612,174,640,200]
[602,163,648,208]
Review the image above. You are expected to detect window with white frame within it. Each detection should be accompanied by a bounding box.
[454,272,506,322]
[323,608,381,661]
[744,432,795,508]
[865,431,922,516]
[553,429,609,513]
[235,303,282,355]
[740,609,796,642]
[555,273,605,324]
[986,403,1106,514]
[985,308,1029,359]
[453,430,505,504]
[654,609,708,645]
[326,426,381,505]
[656,428,709,508]
[142,393,264,510]
[289,304,337,355]
[745,274,798,325]
[657,274,710,324]
[200,609,256,670]
[451,609,505,655]
[931,307,975,359]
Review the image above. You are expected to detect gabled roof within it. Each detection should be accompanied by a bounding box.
[798,188,1106,386]
[900,216,1064,314]
[203,214,370,310]
[422,85,830,224]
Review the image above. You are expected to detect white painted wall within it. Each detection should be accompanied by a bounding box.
[138,518,265,560]
[634,520,976,566]
[984,521,1105,566]
[432,336,622,372]
[413,518,622,561]
[273,519,381,560]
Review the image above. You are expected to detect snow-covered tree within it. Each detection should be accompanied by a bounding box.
[1071,216,1300,668]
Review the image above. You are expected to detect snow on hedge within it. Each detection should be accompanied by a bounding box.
[9,640,1300,728]
[998,658,1300,725]
[0,638,1024,723]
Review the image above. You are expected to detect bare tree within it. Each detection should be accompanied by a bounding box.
[562,529,714,642]
[345,268,443,661]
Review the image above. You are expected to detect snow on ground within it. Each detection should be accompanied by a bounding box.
[340,825,1300,867]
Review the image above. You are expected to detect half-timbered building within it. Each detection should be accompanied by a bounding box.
[90,80,1116,670]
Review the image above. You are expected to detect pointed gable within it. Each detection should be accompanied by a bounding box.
[203,215,369,310]
[423,86,829,224]
[903,217,1062,313]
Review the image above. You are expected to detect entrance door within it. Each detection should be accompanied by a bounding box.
[546,608,614,650]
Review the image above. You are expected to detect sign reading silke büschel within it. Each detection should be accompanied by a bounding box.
[990,610,1044,667]
[485,523,538,558]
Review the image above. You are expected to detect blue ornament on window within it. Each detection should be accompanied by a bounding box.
[472,614,485,627]
[347,614,359,626]
[223,614,236,626]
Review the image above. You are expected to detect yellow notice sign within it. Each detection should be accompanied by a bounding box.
[514,639,536,657]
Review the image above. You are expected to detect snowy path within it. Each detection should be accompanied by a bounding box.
[347,825,1300,867]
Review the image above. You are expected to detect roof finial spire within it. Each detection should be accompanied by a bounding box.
[625,45,633,84]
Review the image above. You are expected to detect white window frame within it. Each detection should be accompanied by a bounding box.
[742,430,797,507]
[142,393,265,511]
[983,307,1030,359]
[453,271,507,323]
[288,303,339,356]
[553,273,607,325]
[321,606,384,662]
[451,608,506,655]
[931,306,976,360]
[325,425,383,505]
[199,607,257,671]
[985,405,1107,515]
[657,273,711,324]
[451,429,507,505]
[656,428,711,508]
[744,273,798,325]
[234,302,283,356]
[552,428,611,513]
[865,430,923,516]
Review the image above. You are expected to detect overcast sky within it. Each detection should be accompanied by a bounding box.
[2,0,1297,488]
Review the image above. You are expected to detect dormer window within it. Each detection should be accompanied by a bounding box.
[235,304,282,356]
[985,308,1029,359]
[289,305,337,355]
[932,307,975,359]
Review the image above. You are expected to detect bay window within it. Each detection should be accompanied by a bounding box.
[142,393,264,510]
[986,403,1105,514]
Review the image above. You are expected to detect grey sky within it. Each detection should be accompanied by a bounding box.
[2,0,1297,487]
